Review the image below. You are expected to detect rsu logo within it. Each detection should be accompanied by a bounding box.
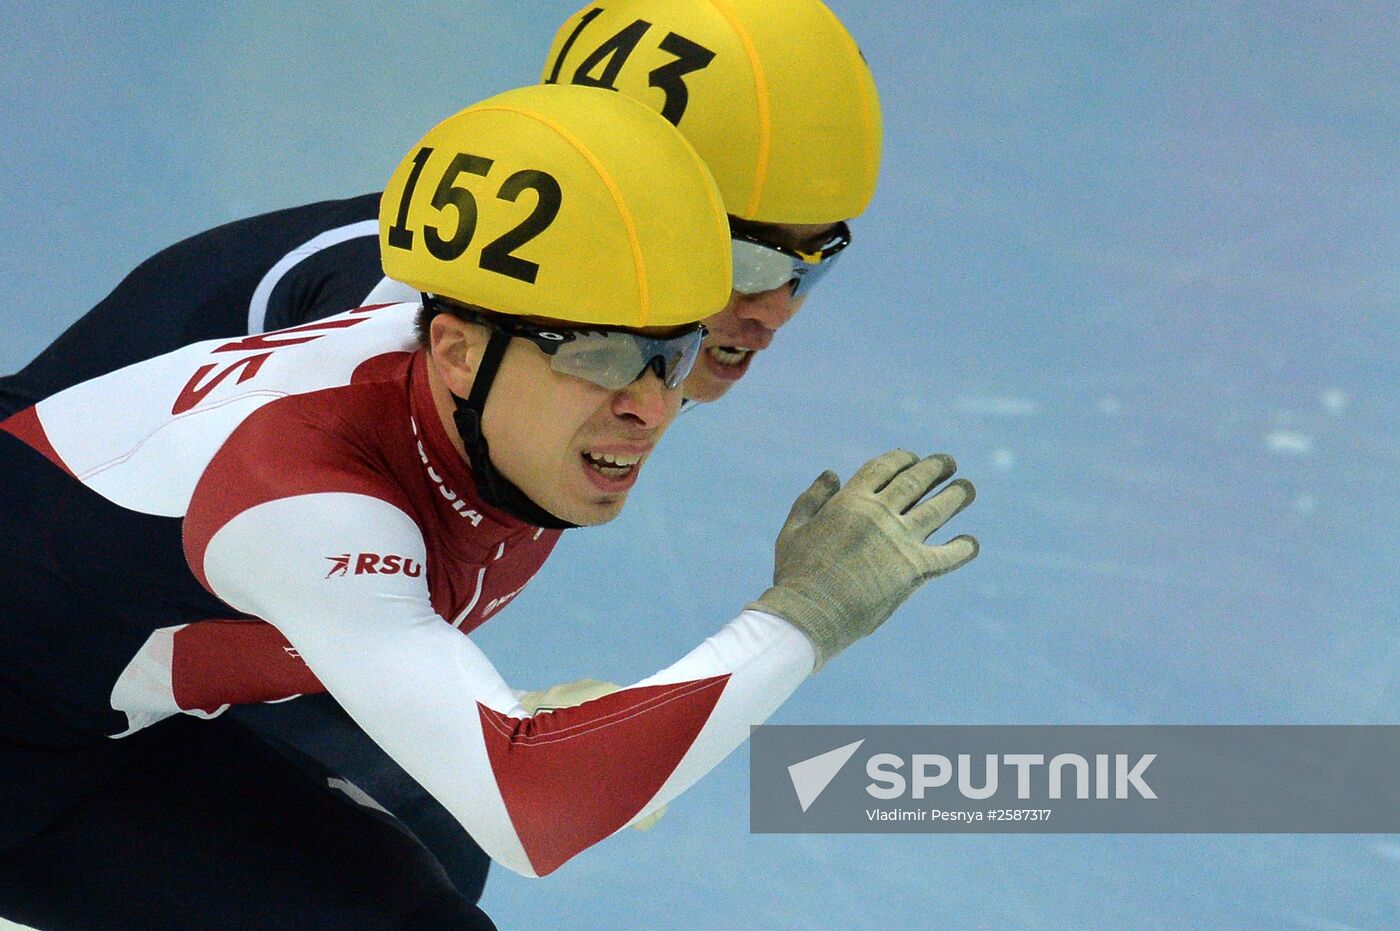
[325,553,424,578]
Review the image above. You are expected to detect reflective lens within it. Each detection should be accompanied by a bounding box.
[449,303,706,391]
[545,326,706,390]
[730,221,851,298]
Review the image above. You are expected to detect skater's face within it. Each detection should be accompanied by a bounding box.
[683,219,849,403]
[428,310,689,526]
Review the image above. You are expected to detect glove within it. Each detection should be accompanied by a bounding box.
[749,449,978,671]
[518,678,622,714]
[518,678,668,832]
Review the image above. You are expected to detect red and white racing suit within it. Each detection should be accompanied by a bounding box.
[0,301,815,878]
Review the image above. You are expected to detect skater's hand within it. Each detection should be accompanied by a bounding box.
[519,678,622,715]
[749,450,977,671]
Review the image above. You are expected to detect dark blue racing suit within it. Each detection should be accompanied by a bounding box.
[0,194,495,899]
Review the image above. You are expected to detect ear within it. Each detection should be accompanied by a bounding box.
[428,313,486,398]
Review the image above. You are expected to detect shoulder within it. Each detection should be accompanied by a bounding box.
[182,351,420,585]
[191,348,418,519]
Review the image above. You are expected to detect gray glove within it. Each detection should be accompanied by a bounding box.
[749,449,977,671]
[518,678,622,714]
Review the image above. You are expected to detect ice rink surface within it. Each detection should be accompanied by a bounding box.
[2,2,1397,928]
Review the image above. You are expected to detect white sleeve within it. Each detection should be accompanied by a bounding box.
[201,492,814,877]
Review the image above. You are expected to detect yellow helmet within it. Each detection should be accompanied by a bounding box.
[542,0,882,224]
[379,83,731,329]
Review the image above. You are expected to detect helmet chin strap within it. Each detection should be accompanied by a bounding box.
[451,327,578,530]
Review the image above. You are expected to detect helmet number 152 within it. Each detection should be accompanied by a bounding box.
[385,147,563,286]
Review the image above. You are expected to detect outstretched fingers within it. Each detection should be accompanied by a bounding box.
[904,478,975,540]
[848,449,920,494]
[880,454,957,512]
[782,470,842,533]
[917,534,980,577]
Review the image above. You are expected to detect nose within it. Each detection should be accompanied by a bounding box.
[732,284,803,333]
[611,367,676,427]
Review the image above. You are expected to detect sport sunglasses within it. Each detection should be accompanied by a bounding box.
[729,220,852,299]
[449,304,707,391]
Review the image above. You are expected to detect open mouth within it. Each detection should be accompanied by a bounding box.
[581,450,641,480]
[701,345,759,383]
[706,345,753,367]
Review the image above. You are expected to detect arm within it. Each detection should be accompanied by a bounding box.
[201,450,976,877]
[2,195,389,412]
[201,492,812,877]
